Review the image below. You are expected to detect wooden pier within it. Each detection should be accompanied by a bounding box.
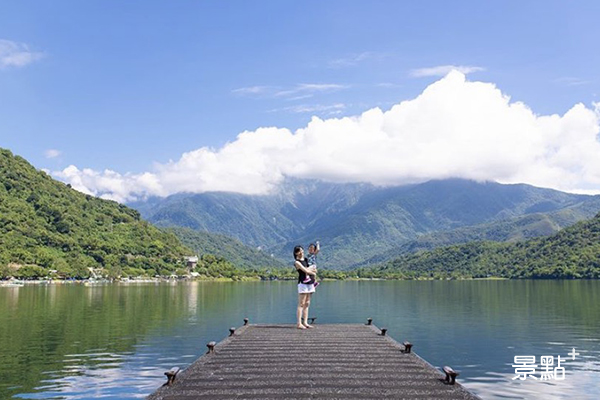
[148,321,480,399]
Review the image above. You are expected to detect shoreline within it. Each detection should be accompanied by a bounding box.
[6,276,587,287]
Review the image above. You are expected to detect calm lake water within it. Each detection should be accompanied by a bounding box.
[0,280,599,399]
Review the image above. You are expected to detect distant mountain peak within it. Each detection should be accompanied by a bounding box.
[129,177,599,268]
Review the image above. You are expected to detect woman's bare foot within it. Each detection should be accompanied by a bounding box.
[297,324,307,329]
[303,323,313,329]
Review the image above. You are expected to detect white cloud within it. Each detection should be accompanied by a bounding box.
[231,86,270,96]
[269,103,346,114]
[54,165,164,203]
[53,70,600,202]
[328,52,383,68]
[231,83,349,99]
[44,149,61,159]
[273,83,349,98]
[377,82,403,89]
[555,77,592,87]
[0,39,44,68]
[411,65,484,77]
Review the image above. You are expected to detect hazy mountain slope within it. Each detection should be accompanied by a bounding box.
[147,192,298,246]
[270,180,596,268]
[135,180,376,250]
[357,196,600,267]
[129,178,597,268]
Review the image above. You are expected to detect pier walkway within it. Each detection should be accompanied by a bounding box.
[148,322,480,399]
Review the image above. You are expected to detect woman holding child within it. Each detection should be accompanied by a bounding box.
[293,243,319,329]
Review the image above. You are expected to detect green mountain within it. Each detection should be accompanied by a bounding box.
[130,179,373,251]
[356,197,600,267]
[360,212,600,279]
[166,227,287,269]
[0,148,192,278]
[132,178,599,268]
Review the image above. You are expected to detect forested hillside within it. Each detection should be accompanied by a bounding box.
[4,146,598,281]
[132,178,600,268]
[167,227,287,269]
[0,148,191,278]
[359,212,600,279]
[356,200,600,267]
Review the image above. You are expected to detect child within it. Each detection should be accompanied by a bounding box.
[303,241,320,288]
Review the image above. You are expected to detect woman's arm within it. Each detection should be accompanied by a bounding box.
[295,261,316,276]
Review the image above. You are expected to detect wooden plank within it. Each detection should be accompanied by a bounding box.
[148,324,480,400]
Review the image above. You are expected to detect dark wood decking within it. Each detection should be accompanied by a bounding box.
[148,323,480,400]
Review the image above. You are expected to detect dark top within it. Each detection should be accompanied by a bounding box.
[296,257,314,284]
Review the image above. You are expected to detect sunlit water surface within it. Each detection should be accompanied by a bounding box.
[1,280,599,399]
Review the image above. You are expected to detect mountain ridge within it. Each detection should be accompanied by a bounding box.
[360,211,600,279]
[355,196,600,268]
[129,178,600,268]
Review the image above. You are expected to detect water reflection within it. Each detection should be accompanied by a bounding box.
[0,280,599,399]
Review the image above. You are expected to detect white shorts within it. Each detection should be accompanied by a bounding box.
[298,283,315,294]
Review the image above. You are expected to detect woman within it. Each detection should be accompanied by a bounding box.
[293,245,317,329]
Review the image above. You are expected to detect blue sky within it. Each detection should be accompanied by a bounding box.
[1,1,600,200]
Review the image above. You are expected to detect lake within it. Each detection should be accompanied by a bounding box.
[1,280,599,399]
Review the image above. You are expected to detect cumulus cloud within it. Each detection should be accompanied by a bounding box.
[0,39,44,68]
[55,166,164,203]
[410,65,484,77]
[53,71,600,202]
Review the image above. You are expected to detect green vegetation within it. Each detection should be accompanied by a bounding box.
[184,253,349,281]
[356,203,600,267]
[185,253,284,280]
[134,178,599,268]
[0,148,193,279]
[168,227,286,269]
[0,148,309,281]
[2,146,599,282]
[358,212,600,279]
